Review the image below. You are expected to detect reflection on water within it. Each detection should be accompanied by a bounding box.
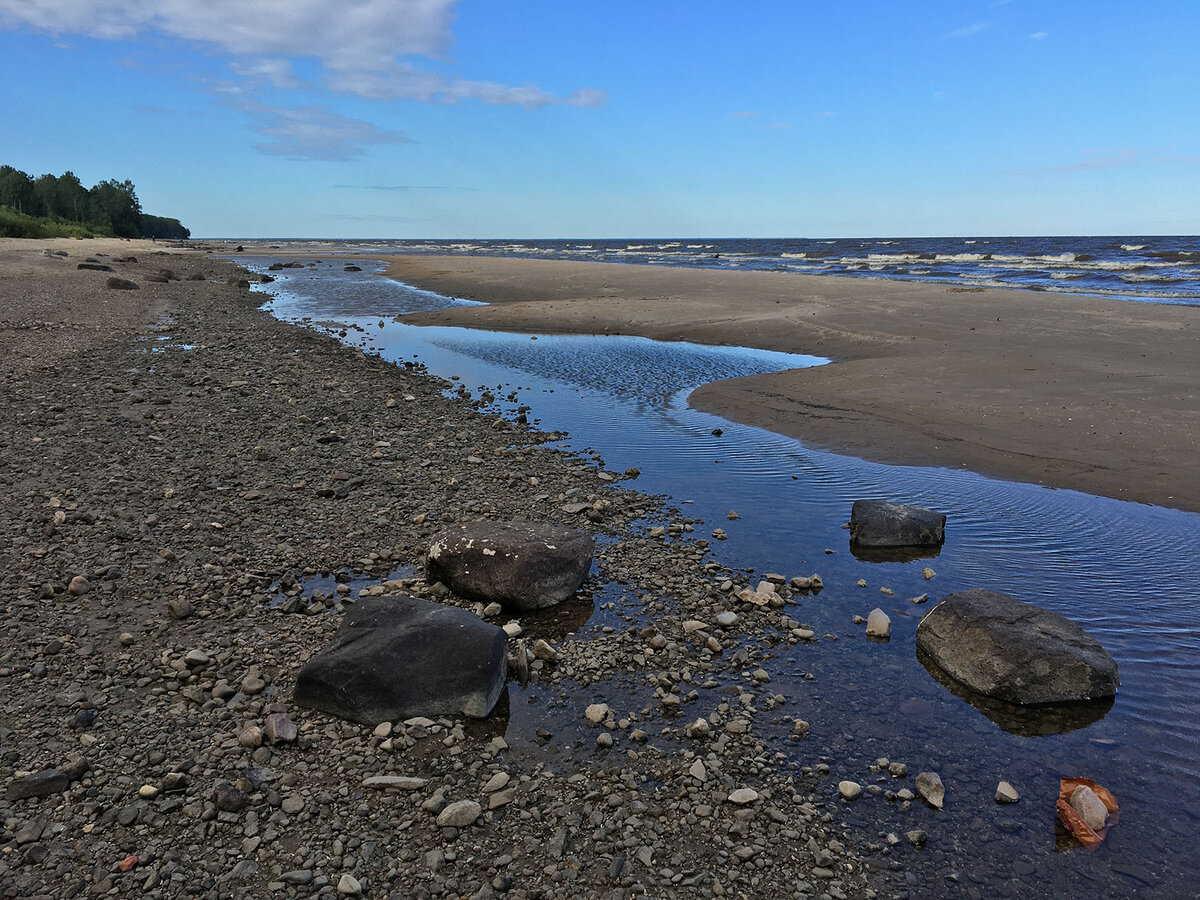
[247,257,1200,899]
[848,542,943,564]
[916,647,1116,737]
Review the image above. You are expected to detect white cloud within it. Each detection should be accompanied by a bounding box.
[1030,31,1049,39]
[231,58,306,90]
[948,21,991,38]
[327,62,606,107]
[0,0,604,108]
[1010,150,1140,175]
[0,0,455,63]
[235,102,412,161]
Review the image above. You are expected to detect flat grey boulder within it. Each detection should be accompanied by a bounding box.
[916,589,1119,704]
[294,595,507,724]
[849,500,946,548]
[427,522,594,611]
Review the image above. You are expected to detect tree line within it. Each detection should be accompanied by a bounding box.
[0,164,190,240]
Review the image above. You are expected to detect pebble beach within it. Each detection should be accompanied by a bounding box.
[1,240,891,899]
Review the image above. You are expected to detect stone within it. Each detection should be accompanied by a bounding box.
[213,782,249,812]
[849,500,946,548]
[363,775,428,790]
[906,830,927,848]
[337,873,362,895]
[294,595,507,724]
[727,788,758,805]
[1069,785,1109,830]
[996,781,1020,804]
[426,522,594,611]
[916,589,1120,704]
[585,703,610,725]
[105,277,138,290]
[685,717,710,739]
[67,575,90,596]
[183,649,210,668]
[791,719,810,737]
[688,760,707,782]
[482,772,509,793]
[838,781,862,800]
[263,713,297,743]
[915,772,945,809]
[436,799,482,828]
[5,770,71,801]
[865,608,891,638]
[715,611,738,628]
[167,598,193,619]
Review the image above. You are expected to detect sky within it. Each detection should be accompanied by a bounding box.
[1,0,1198,238]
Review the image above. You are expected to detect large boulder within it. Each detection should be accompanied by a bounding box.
[427,522,594,611]
[294,595,507,724]
[849,500,945,548]
[916,589,1119,705]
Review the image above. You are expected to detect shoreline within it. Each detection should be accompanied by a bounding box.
[370,254,1199,513]
[0,237,889,897]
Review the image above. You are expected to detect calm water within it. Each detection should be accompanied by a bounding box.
[245,258,1200,898]
[234,235,1200,306]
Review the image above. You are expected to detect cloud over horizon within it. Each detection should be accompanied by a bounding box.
[0,0,607,157]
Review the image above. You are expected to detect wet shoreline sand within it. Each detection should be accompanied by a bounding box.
[375,254,1198,513]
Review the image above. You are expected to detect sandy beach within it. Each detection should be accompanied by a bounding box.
[376,254,1198,513]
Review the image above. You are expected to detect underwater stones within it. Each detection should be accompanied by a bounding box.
[849,500,946,548]
[915,772,945,809]
[865,608,892,639]
[916,589,1119,705]
[294,595,507,724]
[426,521,594,611]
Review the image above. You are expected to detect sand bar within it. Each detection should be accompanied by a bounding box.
[378,254,1199,513]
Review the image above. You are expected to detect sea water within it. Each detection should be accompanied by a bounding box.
[228,235,1200,306]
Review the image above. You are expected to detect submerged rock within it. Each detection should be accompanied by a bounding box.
[294,595,507,724]
[915,771,945,809]
[1069,784,1108,831]
[865,608,892,638]
[849,500,946,548]
[916,589,1119,705]
[426,521,594,611]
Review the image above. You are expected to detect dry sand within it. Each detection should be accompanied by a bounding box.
[377,255,1199,513]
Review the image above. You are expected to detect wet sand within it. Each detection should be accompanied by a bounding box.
[376,255,1199,513]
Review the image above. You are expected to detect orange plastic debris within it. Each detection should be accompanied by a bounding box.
[1056,777,1119,851]
[117,855,138,872]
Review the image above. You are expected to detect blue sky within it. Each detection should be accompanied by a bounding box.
[1,1,1197,238]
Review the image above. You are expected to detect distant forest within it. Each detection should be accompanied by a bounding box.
[0,164,190,240]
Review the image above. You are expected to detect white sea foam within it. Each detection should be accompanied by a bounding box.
[1121,244,1148,251]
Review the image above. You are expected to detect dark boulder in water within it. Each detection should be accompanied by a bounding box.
[849,499,945,548]
[294,595,507,724]
[916,589,1119,705]
[427,522,594,611]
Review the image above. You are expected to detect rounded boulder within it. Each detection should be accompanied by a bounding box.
[427,522,594,611]
[916,589,1119,705]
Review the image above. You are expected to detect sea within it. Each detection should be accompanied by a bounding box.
[238,235,1200,306]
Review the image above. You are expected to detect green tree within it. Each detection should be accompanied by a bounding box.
[0,165,35,215]
[88,178,142,237]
